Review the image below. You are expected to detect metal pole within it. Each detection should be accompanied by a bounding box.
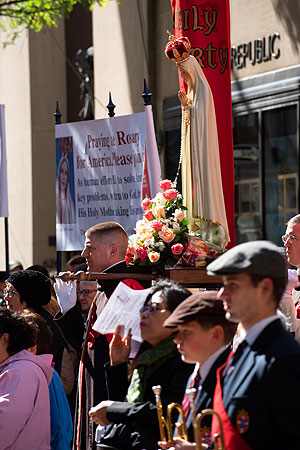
[4,217,9,277]
[54,101,62,274]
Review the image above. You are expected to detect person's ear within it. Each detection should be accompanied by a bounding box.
[211,325,224,342]
[260,278,273,296]
[109,244,118,258]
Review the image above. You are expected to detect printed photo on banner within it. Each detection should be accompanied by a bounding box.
[55,112,147,251]
[56,136,76,225]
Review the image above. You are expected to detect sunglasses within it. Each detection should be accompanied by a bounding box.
[139,302,167,314]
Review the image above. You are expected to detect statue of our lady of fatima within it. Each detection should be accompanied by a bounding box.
[165,32,230,249]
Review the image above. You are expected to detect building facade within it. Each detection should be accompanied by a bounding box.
[0,0,299,270]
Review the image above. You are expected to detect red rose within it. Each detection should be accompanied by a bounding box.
[171,243,184,255]
[163,189,179,201]
[136,246,147,263]
[144,210,154,221]
[125,247,135,264]
[151,219,163,232]
[141,198,152,210]
[159,179,173,191]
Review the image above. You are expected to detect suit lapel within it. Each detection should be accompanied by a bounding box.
[222,319,283,406]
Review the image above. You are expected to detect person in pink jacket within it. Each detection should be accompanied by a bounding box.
[0,308,53,450]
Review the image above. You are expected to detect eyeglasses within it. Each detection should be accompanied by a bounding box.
[139,302,167,314]
[4,289,18,299]
[282,234,300,245]
[77,289,96,298]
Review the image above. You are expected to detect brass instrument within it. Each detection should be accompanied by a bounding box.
[153,386,226,450]
[55,270,155,282]
[187,388,225,450]
[193,409,226,450]
[152,385,188,445]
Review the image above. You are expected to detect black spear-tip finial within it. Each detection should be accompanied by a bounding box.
[142,79,152,106]
[107,92,116,117]
[54,101,62,125]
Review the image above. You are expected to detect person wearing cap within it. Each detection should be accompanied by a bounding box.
[158,291,236,450]
[4,269,66,375]
[206,240,300,450]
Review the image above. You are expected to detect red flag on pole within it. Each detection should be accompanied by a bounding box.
[170,0,235,246]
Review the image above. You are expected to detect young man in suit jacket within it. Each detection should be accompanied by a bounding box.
[206,240,300,450]
[160,290,237,449]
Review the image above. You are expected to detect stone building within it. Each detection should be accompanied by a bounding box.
[0,0,299,269]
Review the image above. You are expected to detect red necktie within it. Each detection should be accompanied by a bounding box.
[223,340,248,379]
[182,369,201,422]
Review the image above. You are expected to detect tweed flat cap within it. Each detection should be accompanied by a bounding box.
[164,291,226,328]
[206,240,287,278]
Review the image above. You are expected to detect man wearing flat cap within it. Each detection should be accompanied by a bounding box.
[159,291,236,450]
[206,240,300,450]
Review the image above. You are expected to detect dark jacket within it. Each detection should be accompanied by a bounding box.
[55,261,149,450]
[185,346,231,442]
[99,350,194,450]
[219,319,300,450]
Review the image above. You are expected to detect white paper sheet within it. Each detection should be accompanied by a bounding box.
[92,282,150,342]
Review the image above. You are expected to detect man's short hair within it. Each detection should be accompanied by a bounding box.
[287,214,300,227]
[86,222,128,257]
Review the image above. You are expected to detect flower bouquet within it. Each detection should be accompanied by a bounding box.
[125,179,189,273]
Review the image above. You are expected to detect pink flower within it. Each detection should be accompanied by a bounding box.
[148,251,160,263]
[159,179,173,191]
[141,198,152,210]
[144,210,154,221]
[125,246,136,264]
[158,227,175,243]
[174,209,185,222]
[171,243,184,255]
[136,246,147,262]
[151,220,163,232]
[163,189,179,201]
[153,206,165,219]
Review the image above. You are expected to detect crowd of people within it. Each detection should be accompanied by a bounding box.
[1,216,300,450]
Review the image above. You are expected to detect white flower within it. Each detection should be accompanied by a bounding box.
[158,242,165,251]
[172,222,180,231]
[153,192,167,207]
[144,238,155,248]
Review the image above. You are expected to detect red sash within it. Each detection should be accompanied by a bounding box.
[212,362,252,450]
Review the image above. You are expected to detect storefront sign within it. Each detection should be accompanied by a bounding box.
[231,33,280,69]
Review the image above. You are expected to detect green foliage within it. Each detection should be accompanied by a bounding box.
[0,0,109,41]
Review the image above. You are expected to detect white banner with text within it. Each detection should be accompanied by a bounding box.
[55,112,147,251]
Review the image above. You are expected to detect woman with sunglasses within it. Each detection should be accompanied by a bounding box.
[89,279,194,450]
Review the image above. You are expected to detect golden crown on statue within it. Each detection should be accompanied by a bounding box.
[164,31,191,63]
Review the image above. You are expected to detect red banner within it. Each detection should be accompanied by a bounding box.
[170,0,235,247]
